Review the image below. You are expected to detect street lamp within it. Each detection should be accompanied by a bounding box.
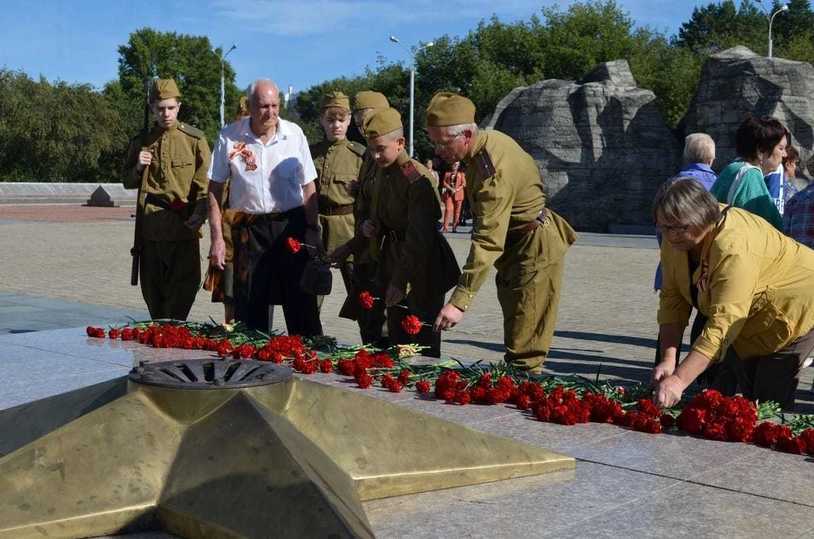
[219,44,237,127]
[768,4,789,59]
[389,36,434,157]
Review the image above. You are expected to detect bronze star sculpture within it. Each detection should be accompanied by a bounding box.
[0,359,574,538]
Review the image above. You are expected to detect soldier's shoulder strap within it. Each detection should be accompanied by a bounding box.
[348,140,366,157]
[400,159,424,185]
[473,148,496,178]
[177,122,206,139]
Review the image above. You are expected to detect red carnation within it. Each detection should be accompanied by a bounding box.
[516,394,532,410]
[338,359,357,376]
[799,428,814,455]
[637,399,660,418]
[753,422,781,448]
[285,236,302,254]
[357,372,373,388]
[397,369,411,386]
[319,359,333,373]
[373,352,394,368]
[777,433,806,454]
[415,379,431,394]
[108,328,121,339]
[358,291,376,310]
[703,420,728,441]
[454,390,472,405]
[678,407,706,435]
[726,417,754,443]
[400,315,423,336]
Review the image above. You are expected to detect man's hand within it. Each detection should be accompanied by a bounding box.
[209,236,226,270]
[651,358,676,385]
[654,374,686,408]
[385,284,405,307]
[184,199,208,231]
[361,220,379,239]
[434,303,464,331]
[305,227,323,255]
[136,150,152,171]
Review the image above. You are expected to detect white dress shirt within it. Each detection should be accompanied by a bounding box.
[209,117,317,214]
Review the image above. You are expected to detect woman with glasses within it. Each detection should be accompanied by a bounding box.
[709,115,786,229]
[652,178,814,411]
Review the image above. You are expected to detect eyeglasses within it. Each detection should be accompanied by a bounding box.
[656,223,691,234]
[432,132,463,151]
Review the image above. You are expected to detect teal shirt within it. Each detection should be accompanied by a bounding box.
[710,161,783,230]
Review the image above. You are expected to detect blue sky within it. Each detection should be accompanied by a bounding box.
[0,0,750,93]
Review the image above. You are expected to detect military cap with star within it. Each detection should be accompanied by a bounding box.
[321,91,351,111]
[151,78,182,102]
[425,92,476,127]
[353,91,389,112]
[363,107,403,140]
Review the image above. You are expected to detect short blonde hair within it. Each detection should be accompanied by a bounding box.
[683,133,715,165]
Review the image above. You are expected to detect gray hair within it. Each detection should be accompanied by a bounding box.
[652,177,720,229]
[683,133,715,165]
[246,79,279,103]
[444,123,478,137]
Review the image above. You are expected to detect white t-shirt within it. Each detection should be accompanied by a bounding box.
[209,117,317,214]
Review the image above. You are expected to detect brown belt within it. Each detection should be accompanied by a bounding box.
[506,208,548,242]
[320,204,354,216]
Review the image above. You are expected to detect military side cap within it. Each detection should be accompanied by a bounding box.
[353,91,389,112]
[364,108,402,139]
[152,79,181,101]
[426,92,476,127]
[321,91,350,111]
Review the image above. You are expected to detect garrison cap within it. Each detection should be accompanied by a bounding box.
[321,91,351,111]
[364,108,403,140]
[151,79,181,102]
[426,92,476,127]
[353,91,389,112]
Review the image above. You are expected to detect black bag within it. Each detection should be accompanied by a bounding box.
[300,257,333,296]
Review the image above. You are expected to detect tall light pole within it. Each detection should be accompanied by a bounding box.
[389,36,433,157]
[769,4,789,59]
[219,44,237,127]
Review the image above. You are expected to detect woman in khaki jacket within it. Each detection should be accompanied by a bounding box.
[653,178,814,410]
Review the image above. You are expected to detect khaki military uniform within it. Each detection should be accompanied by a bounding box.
[123,122,211,320]
[374,151,460,357]
[311,138,364,310]
[451,130,576,370]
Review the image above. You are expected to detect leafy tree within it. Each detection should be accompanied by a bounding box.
[115,28,240,142]
[0,70,125,181]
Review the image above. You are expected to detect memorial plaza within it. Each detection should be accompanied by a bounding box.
[1,203,813,537]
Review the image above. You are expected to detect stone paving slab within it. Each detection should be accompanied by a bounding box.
[1,330,813,538]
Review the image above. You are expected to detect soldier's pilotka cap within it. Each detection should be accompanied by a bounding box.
[353,91,389,112]
[321,91,351,111]
[426,91,476,127]
[151,79,181,102]
[364,107,402,139]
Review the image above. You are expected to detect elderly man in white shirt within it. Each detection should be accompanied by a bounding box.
[207,79,322,336]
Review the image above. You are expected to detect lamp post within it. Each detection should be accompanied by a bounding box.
[389,36,433,157]
[219,44,237,127]
[768,4,789,59]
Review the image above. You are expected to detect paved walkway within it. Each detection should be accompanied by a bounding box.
[0,204,811,408]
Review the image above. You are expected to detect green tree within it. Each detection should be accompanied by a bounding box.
[115,28,240,142]
[675,0,767,54]
[0,70,125,182]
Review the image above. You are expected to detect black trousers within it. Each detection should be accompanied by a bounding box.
[232,207,322,337]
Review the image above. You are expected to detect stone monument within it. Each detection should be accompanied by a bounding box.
[682,46,814,174]
[485,60,681,232]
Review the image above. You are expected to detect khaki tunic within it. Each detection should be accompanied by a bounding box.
[354,151,381,263]
[659,206,814,361]
[373,151,460,356]
[454,130,575,370]
[310,138,364,252]
[123,122,211,320]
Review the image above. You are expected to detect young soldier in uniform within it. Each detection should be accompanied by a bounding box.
[337,91,391,347]
[123,78,210,320]
[427,92,576,373]
[332,108,460,357]
[310,91,365,314]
